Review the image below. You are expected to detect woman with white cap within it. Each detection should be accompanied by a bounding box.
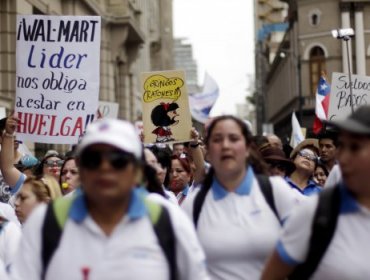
[7,118,209,280]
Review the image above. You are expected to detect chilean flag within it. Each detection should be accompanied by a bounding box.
[313,75,331,134]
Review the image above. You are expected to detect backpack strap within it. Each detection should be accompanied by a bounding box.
[41,197,74,280]
[289,185,341,280]
[144,199,177,280]
[256,174,280,222]
[193,183,212,228]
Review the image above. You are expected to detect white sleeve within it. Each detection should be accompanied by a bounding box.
[0,203,20,226]
[2,222,22,269]
[270,176,308,222]
[149,195,210,280]
[9,204,47,280]
[0,259,10,280]
[180,188,199,221]
[276,196,318,265]
[325,164,341,188]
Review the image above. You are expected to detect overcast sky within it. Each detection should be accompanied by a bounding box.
[173,0,255,115]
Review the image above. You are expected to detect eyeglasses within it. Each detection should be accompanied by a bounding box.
[80,149,136,170]
[298,151,317,162]
[44,159,64,167]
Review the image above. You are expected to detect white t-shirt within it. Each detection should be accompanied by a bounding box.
[182,168,304,280]
[0,220,21,270]
[8,188,210,280]
[277,184,370,279]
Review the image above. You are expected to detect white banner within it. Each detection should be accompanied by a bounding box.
[15,15,101,144]
[328,72,370,121]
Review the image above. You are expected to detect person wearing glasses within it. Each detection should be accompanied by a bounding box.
[285,139,322,196]
[5,118,209,280]
[34,151,64,181]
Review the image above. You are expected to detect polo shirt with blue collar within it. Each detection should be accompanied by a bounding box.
[276,183,370,279]
[9,188,210,280]
[182,167,303,280]
[285,176,322,196]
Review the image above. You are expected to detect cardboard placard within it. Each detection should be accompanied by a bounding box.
[328,72,370,120]
[15,15,101,144]
[141,70,192,144]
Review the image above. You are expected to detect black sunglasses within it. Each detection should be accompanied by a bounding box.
[80,149,136,170]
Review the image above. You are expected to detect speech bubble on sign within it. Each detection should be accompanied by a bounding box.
[143,75,184,103]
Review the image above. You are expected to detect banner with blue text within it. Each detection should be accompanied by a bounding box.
[15,15,101,144]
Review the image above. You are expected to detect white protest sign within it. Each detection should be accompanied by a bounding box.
[15,15,101,144]
[328,72,370,120]
[97,101,119,119]
[0,108,6,119]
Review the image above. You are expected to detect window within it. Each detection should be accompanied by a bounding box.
[309,9,321,27]
[309,46,326,95]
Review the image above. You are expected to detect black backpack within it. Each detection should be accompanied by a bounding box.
[192,174,280,228]
[41,196,177,280]
[289,185,341,279]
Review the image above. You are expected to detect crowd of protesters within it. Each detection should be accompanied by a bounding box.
[0,105,368,279]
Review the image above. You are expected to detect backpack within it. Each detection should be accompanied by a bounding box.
[289,185,341,279]
[41,195,177,280]
[193,174,280,228]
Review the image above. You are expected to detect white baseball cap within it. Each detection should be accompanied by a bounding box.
[76,119,142,159]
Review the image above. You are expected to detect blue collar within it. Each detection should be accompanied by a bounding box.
[339,183,360,214]
[69,188,147,223]
[212,167,254,200]
[285,177,322,196]
[182,185,190,196]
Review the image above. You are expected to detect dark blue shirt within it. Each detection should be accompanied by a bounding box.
[284,176,322,196]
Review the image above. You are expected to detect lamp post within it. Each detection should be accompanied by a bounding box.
[332,28,355,113]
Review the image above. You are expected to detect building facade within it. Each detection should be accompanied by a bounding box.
[256,0,370,140]
[0,0,173,154]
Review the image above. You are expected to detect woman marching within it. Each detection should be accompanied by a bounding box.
[182,115,303,280]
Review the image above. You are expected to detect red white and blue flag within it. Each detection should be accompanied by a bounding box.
[313,75,331,134]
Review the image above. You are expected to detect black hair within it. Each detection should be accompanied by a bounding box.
[151,102,179,127]
[315,162,329,177]
[252,135,270,150]
[34,153,64,177]
[141,147,166,197]
[202,115,269,191]
[149,145,172,188]
[318,130,339,147]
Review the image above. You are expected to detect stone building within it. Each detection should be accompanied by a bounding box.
[256,0,370,140]
[0,0,173,154]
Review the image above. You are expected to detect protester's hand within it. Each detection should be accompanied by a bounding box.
[5,114,18,135]
[190,127,200,145]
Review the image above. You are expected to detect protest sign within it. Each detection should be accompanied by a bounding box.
[15,15,101,144]
[328,72,370,120]
[141,70,192,144]
[97,101,119,119]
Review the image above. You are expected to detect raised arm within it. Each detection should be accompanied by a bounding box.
[0,115,23,188]
[188,127,205,184]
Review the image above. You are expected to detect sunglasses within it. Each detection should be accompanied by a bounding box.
[80,149,136,170]
[298,151,317,162]
[44,159,64,167]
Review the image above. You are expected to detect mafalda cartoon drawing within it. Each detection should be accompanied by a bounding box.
[151,102,179,143]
